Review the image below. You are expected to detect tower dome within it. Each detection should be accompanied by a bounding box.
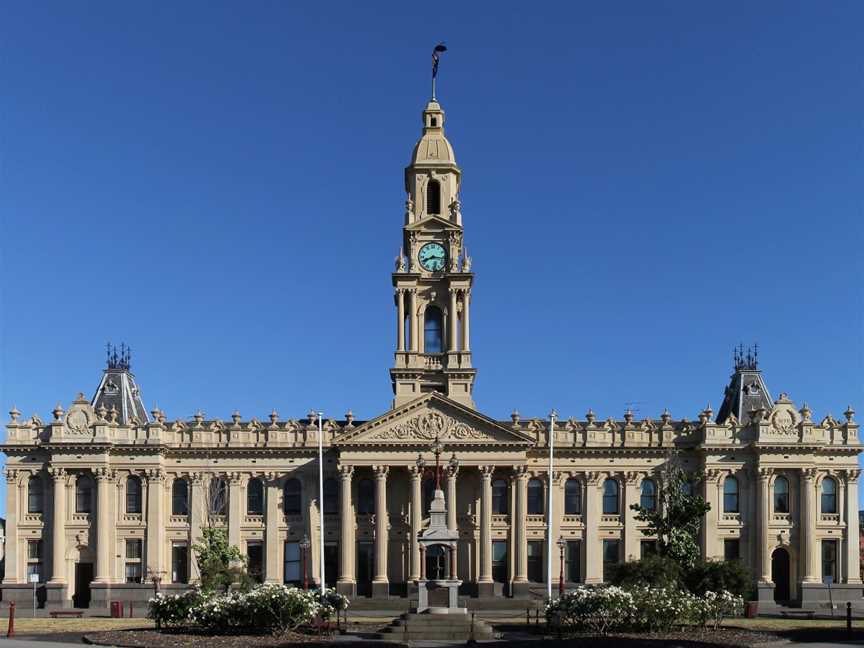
[408,101,458,171]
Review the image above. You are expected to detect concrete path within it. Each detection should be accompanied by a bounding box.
[0,639,83,647]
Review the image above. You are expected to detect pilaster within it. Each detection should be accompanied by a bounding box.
[702,469,722,560]
[845,469,861,584]
[48,468,67,585]
[94,467,114,584]
[264,473,281,584]
[478,466,494,596]
[757,468,773,584]
[409,466,422,581]
[584,472,602,583]
[801,468,820,583]
[623,472,640,561]
[4,469,20,584]
[146,470,165,583]
[227,473,243,550]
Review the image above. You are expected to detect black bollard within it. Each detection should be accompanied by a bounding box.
[847,601,852,637]
[527,608,531,625]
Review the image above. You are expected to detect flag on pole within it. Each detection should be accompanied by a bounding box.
[432,43,447,78]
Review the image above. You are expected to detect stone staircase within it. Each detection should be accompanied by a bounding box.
[374,612,497,641]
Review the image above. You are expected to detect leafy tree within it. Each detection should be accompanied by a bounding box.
[192,527,248,593]
[630,458,710,569]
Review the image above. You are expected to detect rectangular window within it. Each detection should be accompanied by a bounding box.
[566,540,581,583]
[602,539,620,582]
[724,539,740,561]
[822,539,838,584]
[171,543,189,584]
[247,542,264,584]
[491,540,508,583]
[527,540,544,583]
[26,540,43,582]
[284,541,301,583]
[124,538,143,583]
[640,540,657,559]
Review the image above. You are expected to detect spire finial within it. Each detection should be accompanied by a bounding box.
[431,42,447,100]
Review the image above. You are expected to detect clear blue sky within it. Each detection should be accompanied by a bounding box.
[2,2,862,510]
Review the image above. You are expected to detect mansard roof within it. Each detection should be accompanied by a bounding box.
[716,346,774,425]
[91,344,148,425]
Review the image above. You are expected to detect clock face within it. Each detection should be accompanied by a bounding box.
[418,242,447,271]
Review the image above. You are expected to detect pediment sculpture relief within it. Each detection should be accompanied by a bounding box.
[369,411,485,442]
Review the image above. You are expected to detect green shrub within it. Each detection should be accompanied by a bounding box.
[147,590,203,628]
[685,559,754,601]
[608,554,683,590]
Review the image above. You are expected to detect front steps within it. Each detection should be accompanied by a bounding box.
[373,612,497,641]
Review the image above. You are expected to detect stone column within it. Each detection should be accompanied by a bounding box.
[462,291,471,352]
[409,466,422,581]
[448,288,458,352]
[337,466,355,595]
[845,469,862,583]
[757,468,772,584]
[4,470,19,583]
[264,473,281,583]
[372,465,389,597]
[190,474,205,582]
[584,473,602,583]
[801,468,820,583]
[94,468,113,583]
[408,289,417,352]
[623,473,640,561]
[396,290,405,352]
[549,472,563,587]
[228,474,242,550]
[146,470,165,582]
[447,464,459,576]
[702,470,721,560]
[478,466,493,596]
[513,468,529,595]
[48,468,66,584]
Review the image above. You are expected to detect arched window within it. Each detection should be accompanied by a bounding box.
[283,478,302,515]
[323,478,339,515]
[424,306,443,353]
[492,479,508,514]
[680,481,695,497]
[527,478,544,515]
[76,475,93,513]
[640,479,657,512]
[821,477,837,514]
[247,478,264,515]
[774,476,789,514]
[564,479,581,515]
[422,478,436,516]
[28,475,44,514]
[126,476,142,514]
[172,478,189,516]
[426,179,441,215]
[357,479,374,515]
[602,479,619,515]
[723,476,739,513]
[209,477,228,516]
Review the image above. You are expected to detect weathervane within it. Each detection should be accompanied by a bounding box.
[431,42,447,100]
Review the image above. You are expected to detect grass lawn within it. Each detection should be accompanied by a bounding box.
[725,617,852,632]
[5,617,155,634]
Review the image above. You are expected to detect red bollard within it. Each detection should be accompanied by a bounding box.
[7,601,15,638]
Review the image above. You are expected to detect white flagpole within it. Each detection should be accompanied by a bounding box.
[547,409,557,601]
[318,411,325,600]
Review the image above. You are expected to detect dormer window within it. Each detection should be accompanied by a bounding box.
[427,179,441,215]
[430,117,438,127]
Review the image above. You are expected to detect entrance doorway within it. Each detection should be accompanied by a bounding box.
[73,563,93,608]
[324,544,339,587]
[771,548,790,603]
[356,542,374,597]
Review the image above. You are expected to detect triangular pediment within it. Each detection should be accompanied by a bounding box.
[336,393,534,447]
[404,215,461,232]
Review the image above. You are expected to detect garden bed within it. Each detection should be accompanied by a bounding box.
[537,627,780,648]
[84,628,399,648]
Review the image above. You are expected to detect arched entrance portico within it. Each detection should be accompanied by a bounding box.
[771,548,790,603]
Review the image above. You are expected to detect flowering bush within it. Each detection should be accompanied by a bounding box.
[691,590,743,630]
[148,584,349,633]
[545,585,741,635]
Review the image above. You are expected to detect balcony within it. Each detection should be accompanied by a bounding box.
[600,514,621,525]
[424,355,444,370]
[820,513,840,524]
[70,513,92,524]
[120,513,143,524]
[168,515,189,525]
[721,513,741,523]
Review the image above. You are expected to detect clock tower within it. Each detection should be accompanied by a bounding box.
[390,99,475,408]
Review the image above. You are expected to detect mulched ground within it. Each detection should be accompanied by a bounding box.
[84,629,364,648]
[536,628,781,647]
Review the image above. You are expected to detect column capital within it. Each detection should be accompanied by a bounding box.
[338,465,354,480]
[94,467,115,482]
[514,465,529,481]
[704,468,723,484]
[146,468,165,483]
[4,468,19,484]
[585,470,604,486]
[479,465,494,479]
[757,467,774,482]
[447,464,459,479]
[802,467,819,482]
[48,466,67,482]
[373,465,389,479]
[844,468,861,484]
[623,471,641,486]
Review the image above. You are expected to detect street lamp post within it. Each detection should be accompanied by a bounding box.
[300,534,311,591]
[557,536,566,597]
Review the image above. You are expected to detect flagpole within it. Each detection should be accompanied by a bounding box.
[318,411,325,600]
[546,409,557,601]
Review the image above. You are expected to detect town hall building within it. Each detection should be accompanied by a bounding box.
[2,95,861,611]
